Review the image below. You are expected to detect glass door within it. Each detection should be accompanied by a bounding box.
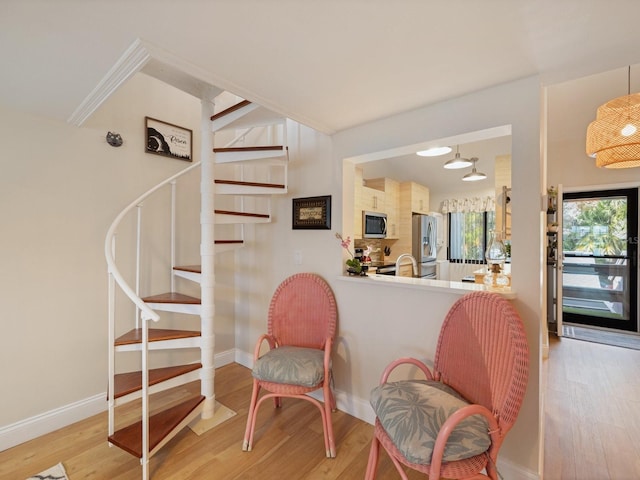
[561,188,638,332]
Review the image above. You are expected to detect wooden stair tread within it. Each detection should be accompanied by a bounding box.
[142,292,201,304]
[210,100,251,121]
[115,328,201,346]
[215,179,285,189]
[213,145,284,153]
[108,395,205,458]
[214,209,270,219]
[114,363,202,399]
[173,265,202,274]
[215,239,244,244]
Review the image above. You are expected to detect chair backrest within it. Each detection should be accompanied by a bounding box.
[433,291,529,433]
[268,273,337,349]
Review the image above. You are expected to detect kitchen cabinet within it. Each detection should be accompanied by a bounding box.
[401,181,430,214]
[361,186,385,213]
[383,179,399,239]
[354,171,400,239]
[395,181,431,257]
[365,177,400,239]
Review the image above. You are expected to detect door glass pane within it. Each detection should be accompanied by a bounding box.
[562,195,630,322]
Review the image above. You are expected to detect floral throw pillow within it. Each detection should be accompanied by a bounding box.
[253,345,326,387]
[370,380,491,464]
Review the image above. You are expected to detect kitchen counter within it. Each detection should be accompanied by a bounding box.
[338,273,516,299]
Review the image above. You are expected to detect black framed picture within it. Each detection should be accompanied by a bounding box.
[145,116,193,161]
[292,195,331,230]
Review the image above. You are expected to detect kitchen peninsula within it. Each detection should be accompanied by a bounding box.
[340,272,516,299]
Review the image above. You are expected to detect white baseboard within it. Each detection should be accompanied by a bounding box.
[234,349,254,369]
[0,392,106,453]
[0,348,237,453]
[497,457,540,480]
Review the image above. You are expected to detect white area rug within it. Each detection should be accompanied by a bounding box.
[26,462,69,480]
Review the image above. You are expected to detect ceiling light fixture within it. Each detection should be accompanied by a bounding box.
[586,66,640,168]
[416,146,452,157]
[462,157,487,182]
[443,145,473,169]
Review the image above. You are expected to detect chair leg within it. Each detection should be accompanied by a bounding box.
[365,433,380,480]
[328,386,337,412]
[323,384,336,457]
[242,380,261,451]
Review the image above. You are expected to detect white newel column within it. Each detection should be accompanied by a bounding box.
[200,91,216,419]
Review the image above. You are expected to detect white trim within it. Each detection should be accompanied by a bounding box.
[214,348,236,368]
[561,181,640,193]
[497,457,540,480]
[0,348,236,453]
[67,38,151,126]
[67,37,333,133]
[234,349,253,369]
[0,393,106,453]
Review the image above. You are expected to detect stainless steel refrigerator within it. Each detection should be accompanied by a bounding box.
[412,214,438,278]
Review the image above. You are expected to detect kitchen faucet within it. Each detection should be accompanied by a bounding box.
[395,253,418,277]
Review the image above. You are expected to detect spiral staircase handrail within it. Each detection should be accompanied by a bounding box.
[105,161,202,322]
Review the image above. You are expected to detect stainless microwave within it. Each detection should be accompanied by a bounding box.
[363,211,387,238]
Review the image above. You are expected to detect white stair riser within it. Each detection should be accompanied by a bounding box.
[215,214,270,224]
[148,402,204,458]
[211,103,260,131]
[215,157,288,167]
[114,369,202,407]
[212,104,285,132]
[173,270,201,283]
[215,149,286,163]
[115,337,201,353]
[214,243,243,254]
[145,303,201,315]
[215,185,287,195]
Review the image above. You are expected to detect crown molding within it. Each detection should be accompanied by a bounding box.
[67,38,151,126]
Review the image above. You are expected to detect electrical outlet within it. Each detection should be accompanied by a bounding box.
[294,250,303,265]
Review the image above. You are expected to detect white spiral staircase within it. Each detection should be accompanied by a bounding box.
[105,94,288,479]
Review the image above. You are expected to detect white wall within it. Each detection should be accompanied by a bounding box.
[331,76,543,476]
[0,73,237,433]
[1,71,543,477]
[232,75,542,477]
[547,65,640,189]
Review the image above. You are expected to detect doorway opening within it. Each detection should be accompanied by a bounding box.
[561,188,638,333]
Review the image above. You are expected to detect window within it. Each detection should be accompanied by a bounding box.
[448,211,495,263]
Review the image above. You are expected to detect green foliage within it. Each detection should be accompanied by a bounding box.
[562,199,627,255]
[346,258,362,273]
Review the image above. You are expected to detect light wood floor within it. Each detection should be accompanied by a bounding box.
[544,334,640,479]
[0,363,423,479]
[4,337,639,480]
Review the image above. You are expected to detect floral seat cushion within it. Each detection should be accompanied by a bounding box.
[252,345,326,387]
[370,380,491,464]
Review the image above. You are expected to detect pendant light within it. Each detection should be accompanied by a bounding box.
[443,145,473,169]
[462,157,486,182]
[586,66,640,168]
[416,146,452,157]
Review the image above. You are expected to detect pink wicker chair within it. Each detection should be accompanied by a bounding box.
[242,273,338,457]
[365,291,529,479]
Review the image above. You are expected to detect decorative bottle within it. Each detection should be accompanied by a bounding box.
[484,230,509,288]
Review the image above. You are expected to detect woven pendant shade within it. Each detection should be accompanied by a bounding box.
[586,92,640,168]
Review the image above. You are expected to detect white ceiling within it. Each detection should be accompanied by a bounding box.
[361,135,512,196]
[3,1,640,134]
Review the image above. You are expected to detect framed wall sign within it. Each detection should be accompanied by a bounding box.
[292,195,331,230]
[145,117,193,161]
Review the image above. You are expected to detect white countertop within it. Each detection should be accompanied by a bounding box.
[338,273,517,299]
